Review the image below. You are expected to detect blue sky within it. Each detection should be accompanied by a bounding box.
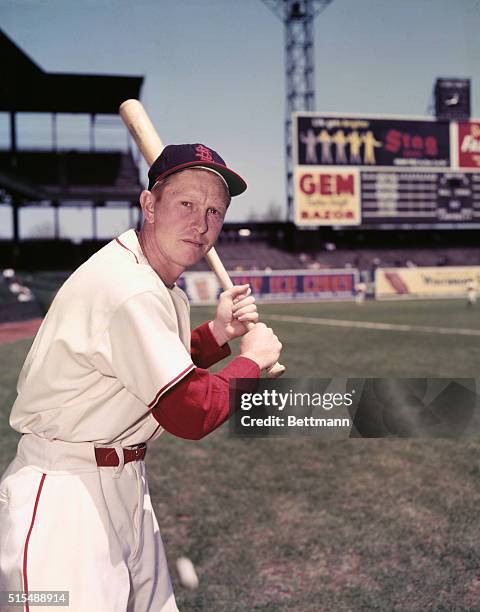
[0,0,479,237]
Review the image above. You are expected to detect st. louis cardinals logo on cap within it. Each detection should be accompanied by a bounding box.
[147,143,247,196]
[194,145,215,162]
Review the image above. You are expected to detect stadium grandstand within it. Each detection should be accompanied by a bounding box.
[0,27,143,315]
[0,27,142,244]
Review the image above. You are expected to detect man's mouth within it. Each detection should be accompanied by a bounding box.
[182,239,205,248]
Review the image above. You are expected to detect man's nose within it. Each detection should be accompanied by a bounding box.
[191,209,208,234]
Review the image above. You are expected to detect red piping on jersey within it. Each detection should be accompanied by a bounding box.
[115,237,139,264]
[23,473,47,612]
[147,422,163,441]
[148,363,196,408]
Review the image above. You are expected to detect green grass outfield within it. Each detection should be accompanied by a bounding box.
[1,299,480,610]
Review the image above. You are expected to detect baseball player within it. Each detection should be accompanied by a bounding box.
[355,281,367,305]
[0,144,282,612]
[466,281,477,307]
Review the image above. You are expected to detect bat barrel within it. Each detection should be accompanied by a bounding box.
[119,99,164,165]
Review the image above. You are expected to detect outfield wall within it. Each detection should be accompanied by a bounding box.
[375,266,480,299]
[178,269,358,305]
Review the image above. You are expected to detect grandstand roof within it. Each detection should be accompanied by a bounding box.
[0,29,143,113]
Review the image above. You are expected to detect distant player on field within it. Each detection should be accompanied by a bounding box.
[466,281,477,307]
[355,281,367,305]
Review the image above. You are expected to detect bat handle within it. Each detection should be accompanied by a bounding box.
[266,361,287,378]
[243,320,285,378]
[205,247,286,377]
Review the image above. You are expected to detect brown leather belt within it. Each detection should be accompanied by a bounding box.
[95,443,147,467]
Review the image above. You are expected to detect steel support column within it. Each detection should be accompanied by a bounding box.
[261,0,332,219]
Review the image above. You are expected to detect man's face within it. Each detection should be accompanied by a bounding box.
[140,168,229,279]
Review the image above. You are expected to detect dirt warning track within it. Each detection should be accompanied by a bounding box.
[0,318,43,345]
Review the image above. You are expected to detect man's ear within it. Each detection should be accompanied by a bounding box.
[139,190,156,224]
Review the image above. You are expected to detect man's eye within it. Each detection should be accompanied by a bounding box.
[208,208,220,216]
[181,201,192,207]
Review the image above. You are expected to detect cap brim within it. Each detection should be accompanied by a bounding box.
[149,161,247,196]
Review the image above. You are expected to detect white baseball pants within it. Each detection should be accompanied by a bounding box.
[0,434,178,612]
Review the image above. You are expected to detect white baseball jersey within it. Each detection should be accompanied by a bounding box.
[10,228,195,446]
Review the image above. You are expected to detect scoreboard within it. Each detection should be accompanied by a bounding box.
[293,113,480,228]
[361,171,480,224]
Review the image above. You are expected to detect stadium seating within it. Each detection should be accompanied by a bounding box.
[0,271,42,322]
[306,247,480,270]
[188,241,308,272]
[187,242,480,273]
[0,150,141,199]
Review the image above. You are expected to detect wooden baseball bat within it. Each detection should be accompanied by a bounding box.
[119,99,285,378]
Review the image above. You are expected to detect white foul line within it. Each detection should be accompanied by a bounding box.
[266,314,480,337]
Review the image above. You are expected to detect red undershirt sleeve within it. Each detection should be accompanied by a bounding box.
[190,321,231,368]
[151,355,260,440]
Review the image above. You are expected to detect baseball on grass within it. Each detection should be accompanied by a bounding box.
[176,556,199,589]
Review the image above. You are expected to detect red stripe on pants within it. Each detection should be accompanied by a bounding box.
[23,473,47,612]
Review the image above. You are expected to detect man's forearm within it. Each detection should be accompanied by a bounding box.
[151,356,259,439]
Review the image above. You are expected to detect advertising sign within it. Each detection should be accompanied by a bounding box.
[375,266,480,299]
[179,270,358,304]
[230,270,357,301]
[295,115,451,168]
[294,167,361,226]
[458,121,480,169]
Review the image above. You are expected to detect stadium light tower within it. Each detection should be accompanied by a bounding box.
[261,0,333,219]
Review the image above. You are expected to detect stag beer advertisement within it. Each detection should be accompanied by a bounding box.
[295,115,451,168]
[294,167,361,226]
[458,121,480,168]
